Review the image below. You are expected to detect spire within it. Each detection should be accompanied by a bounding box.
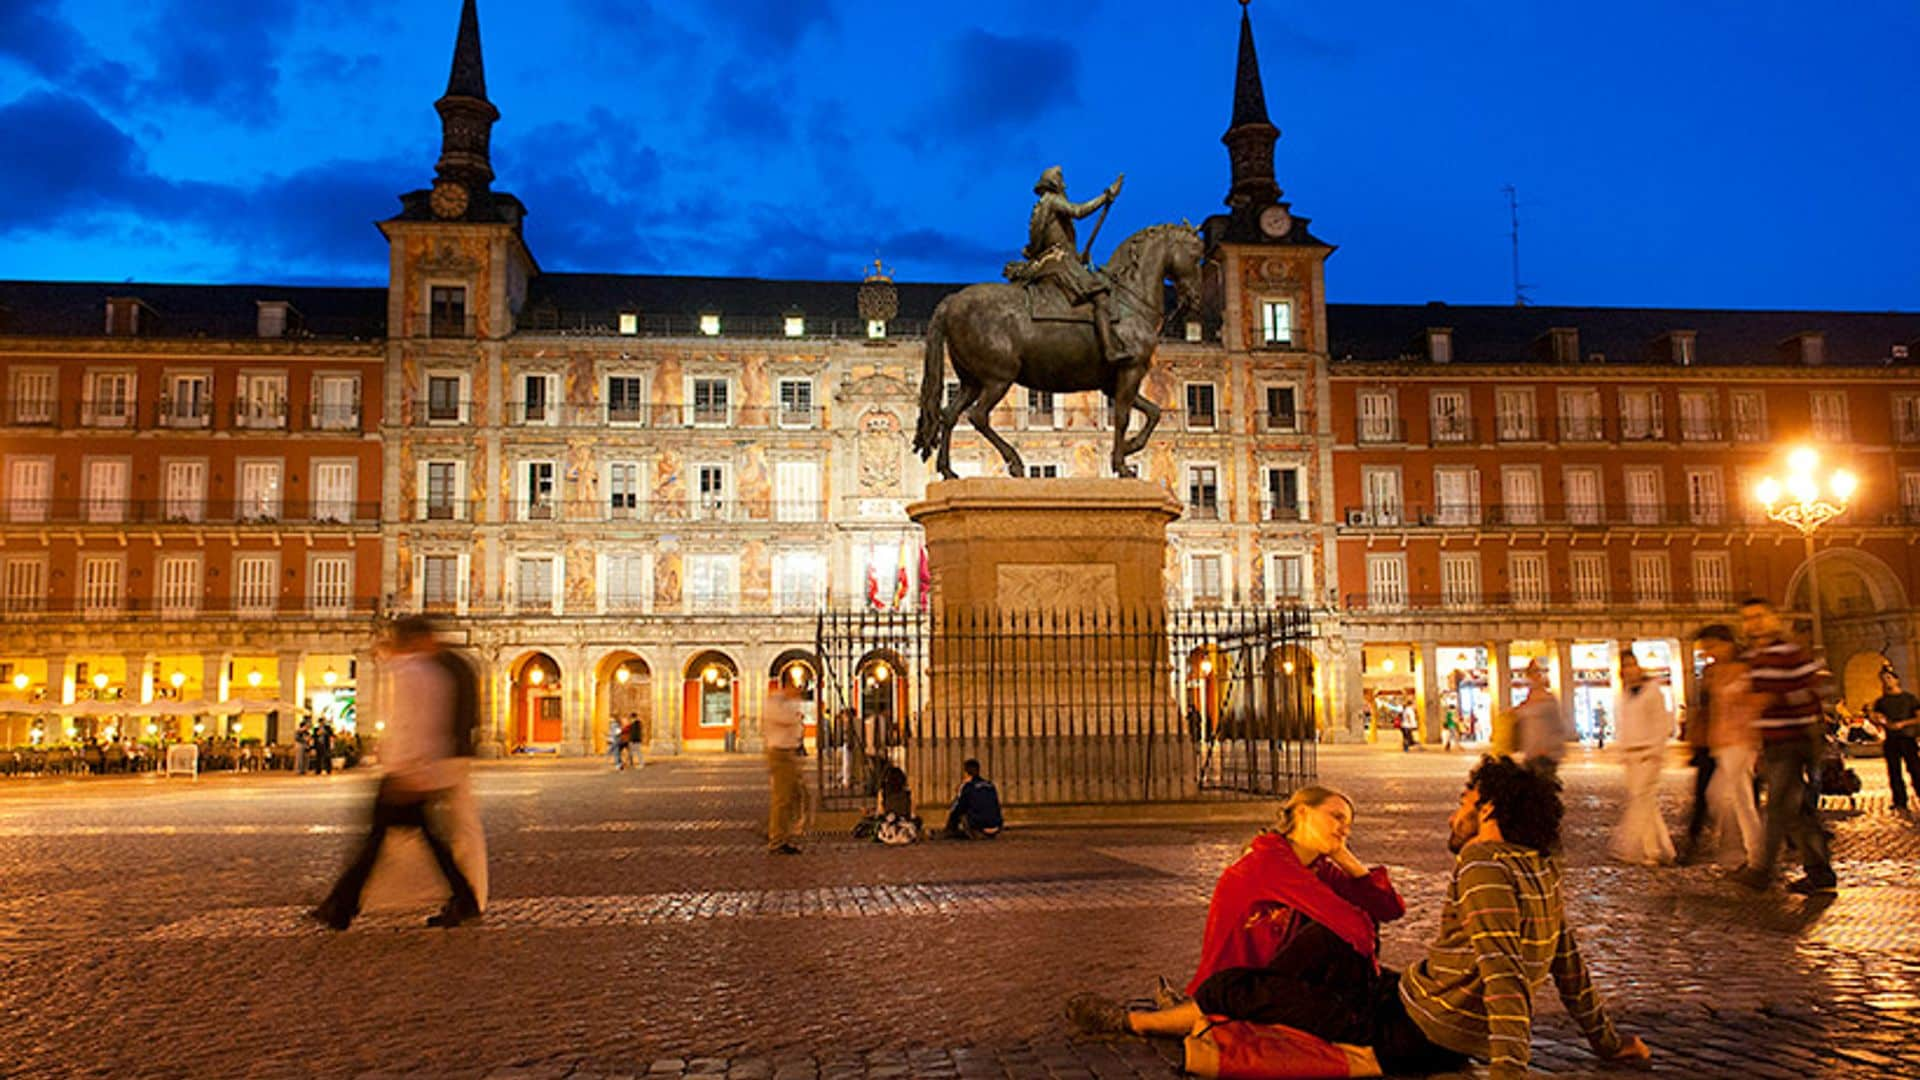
[1222,0,1281,210]
[445,0,488,100]
[434,0,499,192]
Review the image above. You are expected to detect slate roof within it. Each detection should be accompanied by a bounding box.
[0,280,387,340]
[521,271,958,324]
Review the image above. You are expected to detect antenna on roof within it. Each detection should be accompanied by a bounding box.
[1502,184,1532,307]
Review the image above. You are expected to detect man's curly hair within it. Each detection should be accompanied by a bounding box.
[1467,755,1563,854]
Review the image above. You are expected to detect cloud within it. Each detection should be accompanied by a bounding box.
[0,0,87,79]
[705,62,794,144]
[0,92,166,226]
[704,0,835,52]
[907,29,1081,148]
[138,0,300,125]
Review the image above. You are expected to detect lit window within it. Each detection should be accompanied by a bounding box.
[1261,301,1293,346]
[699,313,721,336]
[618,312,638,336]
[1185,321,1203,343]
[867,319,886,339]
[783,315,805,338]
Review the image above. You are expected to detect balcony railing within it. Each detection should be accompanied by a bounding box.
[1430,416,1476,444]
[405,313,478,338]
[1341,503,1744,529]
[1260,503,1309,523]
[1556,415,1608,442]
[1341,589,1734,614]
[308,403,361,431]
[1495,416,1542,442]
[1679,420,1722,442]
[1356,418,1405,444]
[1619,421,1666,443]
[156,397,212,428]
[1256,409,1309,435]
[233,398,288,429]
[1184,499,1222,521]
[0,595,383,620]
[1895,422,1920,446]
[1,500,382,527]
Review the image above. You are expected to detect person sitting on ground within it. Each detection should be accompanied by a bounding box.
[943,758,1004,839]
[1071,761,1650,1079]
[1067,786,1411,1064]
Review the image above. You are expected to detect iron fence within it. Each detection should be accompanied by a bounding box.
[813,605,1315,809]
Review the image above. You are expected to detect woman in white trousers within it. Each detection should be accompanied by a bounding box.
[1611,652,1677,864]
[1699,626,1765,869]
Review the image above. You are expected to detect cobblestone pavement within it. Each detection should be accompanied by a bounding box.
[1,746,1916,1079]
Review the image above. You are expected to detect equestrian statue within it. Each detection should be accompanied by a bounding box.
[912,165,1206,480]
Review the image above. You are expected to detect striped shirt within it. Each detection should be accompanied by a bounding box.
[1744,638,1824,740]
[1400,841,1622,1079]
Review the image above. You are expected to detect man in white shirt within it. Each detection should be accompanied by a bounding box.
[313,616,482,929]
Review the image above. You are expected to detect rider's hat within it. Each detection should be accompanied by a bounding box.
[1033,165,1065,195]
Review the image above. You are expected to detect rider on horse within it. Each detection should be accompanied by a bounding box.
[1014,165,1127,366]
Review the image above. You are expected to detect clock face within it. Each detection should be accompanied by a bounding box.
[1259,205,1292,239]
[431,181,469,220]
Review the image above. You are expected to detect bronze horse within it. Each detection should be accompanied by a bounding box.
[912,223,1205,479]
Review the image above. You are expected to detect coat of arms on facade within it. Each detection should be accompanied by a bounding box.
[858,410,903,494]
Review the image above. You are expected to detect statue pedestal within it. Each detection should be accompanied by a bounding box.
[908,478,1180,616]
[906,478,1191,803]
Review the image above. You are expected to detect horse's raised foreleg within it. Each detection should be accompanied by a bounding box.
[967,380,1025,477]
[936,382,981,480]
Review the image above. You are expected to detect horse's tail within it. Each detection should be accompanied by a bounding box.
[912,298,949,460]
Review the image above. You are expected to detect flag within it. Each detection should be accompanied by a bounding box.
[893,536,912,610]
[917,545,932,611]
[866,558,882,610]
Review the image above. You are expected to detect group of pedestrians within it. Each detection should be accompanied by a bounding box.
[605,713,646,771]
[293,719,337,775]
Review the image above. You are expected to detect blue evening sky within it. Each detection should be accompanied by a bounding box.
[1,0,1916,310]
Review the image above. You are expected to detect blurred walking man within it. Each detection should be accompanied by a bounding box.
[764,683,807,855]
[1733,599,1836,895]
[313,616,483,929]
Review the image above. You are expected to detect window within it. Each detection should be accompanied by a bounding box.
[1267,553,1305,602]
[607,461,641,520]
[1692,551,1732,608]
[1263,467,1301,521]
[1496,388,1537,441]
[1357,390,1397,442]
[1810,391,1849,441]
[1026,463,1061,478]
[1264,385,1299,432]
[312,461,356,524]
[602,552,650,612]
[699,313,721,336]
[1564,467,1603,525]
[778,379,815,428]
[1685,468,1724,525]
[1619,388,1664,441]
[1365,554,1406,611]
[1187,465,1220,520]
[1500,466,1541,526]
[1632,552,1671,607]
[429,285,466,336]
[1184,383,1218,431]
[691,377,730,425]
[1570,552,1609,608]
[1730,391,1767,442]
[867,319,887,340]
[686,553,738,612]
[237,372,287,428]
[85,459,128,523]
[784,314,805,338]
[424,461,460,521]
[84,371,134,427]
[311,374,358,430]
[1187,553,1226,606]
[162,460,206,522]
[1434,467,1480,526]
[1558,387,1603,441]
[1430,390,1471,443]
[1678,390,1718,442]
[235,554,277,616]
[420,554,463,612]
[1027,389,1056,429]
[157,556,201,619]
[1260,300,1293,346]
[1441,553,1481,610]
[1509,552,1548,610]
[81,556,123,615]
[2,557,45,614]
[521,461,556,521]
[618,311,639,335]
[607,374,645,424]
[163,373,211,427]
[695,465,727,520]
[519,372,557,425]
[310,554,352,617]
[514,556,557,614]
[238,461,283,522]
[1624,466,1663,525]
[11,369,54,424]
[1360,467,1401,525]
[426,374,464,423]
[1893,395,1920,444]
[773,550,826,613]
[775,460,820,523]
[1901,470,1920,524]
[5,457,50,523]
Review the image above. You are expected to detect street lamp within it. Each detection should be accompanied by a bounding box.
[1754,445,1857,656]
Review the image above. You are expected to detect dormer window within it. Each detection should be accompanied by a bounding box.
[104,297,147,337]
[618,311,639,336]
[866,319,887,340]
[256,301,293,339]
[1550,327,1579,364]
[783,314,805,338]
[1673,331,1696,366]
[699,313,721,337]
[1781,331,1825,366]
[1427,328,1453,364]
[1185,320,1203,343]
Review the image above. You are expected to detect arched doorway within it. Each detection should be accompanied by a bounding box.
[597,652,653,751]
[1786,549,1914,708]
[1184,644,1222,741]
[1264,645,1316,741]
[768,649,820,744]
[681,650,739,749]
[511,652,563,747]
[855,649,908,751]
[1843,652,1892,713]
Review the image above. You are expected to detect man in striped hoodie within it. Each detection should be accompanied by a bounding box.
[1732,598,1837,895]
[1399,756,1650,1078]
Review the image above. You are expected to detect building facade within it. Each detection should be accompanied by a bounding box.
[1,0,1916,754]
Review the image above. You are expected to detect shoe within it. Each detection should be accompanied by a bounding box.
[308,904,351,931]
[1064,992,1131,1036]
[426,901,482,928]
[1785,876,1838,896]
[1153,975,1190,1010]
[1729,867,1771,891]
[769,843,802,855]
